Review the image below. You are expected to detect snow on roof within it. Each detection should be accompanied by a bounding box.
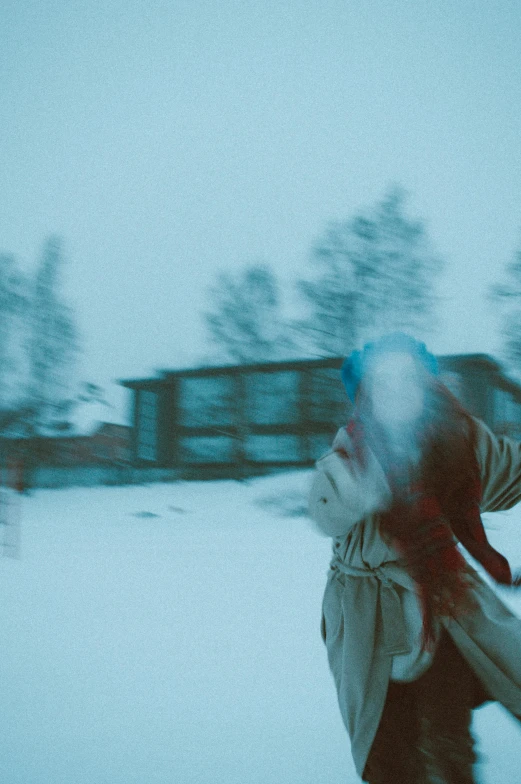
[65,400,129,438]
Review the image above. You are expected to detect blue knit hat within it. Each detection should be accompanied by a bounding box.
[341,332,439,403]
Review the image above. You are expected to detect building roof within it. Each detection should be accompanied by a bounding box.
[119,352,505,385]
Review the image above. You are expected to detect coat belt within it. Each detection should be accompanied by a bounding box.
[329,558,415,656]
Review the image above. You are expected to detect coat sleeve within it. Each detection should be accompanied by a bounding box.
[473,416,521,513]
[308,427,391,537]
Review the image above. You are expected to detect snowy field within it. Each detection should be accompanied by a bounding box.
[0,471,520,784]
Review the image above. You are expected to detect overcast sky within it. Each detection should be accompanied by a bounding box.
[2,0,521,421]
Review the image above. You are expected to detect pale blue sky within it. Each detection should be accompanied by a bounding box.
[2,0,521,420]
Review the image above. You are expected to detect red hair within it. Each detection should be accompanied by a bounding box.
[348,359,513,647]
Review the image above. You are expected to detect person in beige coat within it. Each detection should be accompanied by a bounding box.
[309,333,521,784]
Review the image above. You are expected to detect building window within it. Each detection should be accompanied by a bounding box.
[247,434,301,462]
[245,371,300,425]
[307,368,349,422]
[180,436,233,464]
[309,433,335,459]
[178,376,235,427]
[494,388,521,431]
[137,390,158,461]
[439,371,463,400]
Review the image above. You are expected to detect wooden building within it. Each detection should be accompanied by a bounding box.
[120,353,521,478]
[42,423,132,467]
[2,421,131,469]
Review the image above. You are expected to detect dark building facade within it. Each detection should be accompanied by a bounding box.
[120,353,521,477]
[3,423,131,467]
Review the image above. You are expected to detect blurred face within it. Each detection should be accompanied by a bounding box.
[365,352,425,429]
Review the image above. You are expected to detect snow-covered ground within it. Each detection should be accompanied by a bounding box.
[0,471,520,783]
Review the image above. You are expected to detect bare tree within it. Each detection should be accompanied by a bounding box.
[22,236,81,458]
[204,263,296,364]
[293,186,443,357]
[0,253,29,411]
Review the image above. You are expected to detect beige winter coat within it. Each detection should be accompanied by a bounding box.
[309,416,521,778]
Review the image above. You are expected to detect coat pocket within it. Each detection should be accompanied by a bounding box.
[320,611,327,644]
[321,577,344,645]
